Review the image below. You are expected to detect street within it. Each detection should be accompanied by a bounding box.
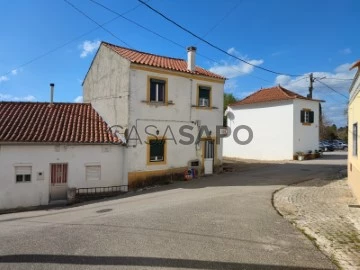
[0,153,347,270]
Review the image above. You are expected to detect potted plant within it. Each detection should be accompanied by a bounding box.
[296,151,305,161]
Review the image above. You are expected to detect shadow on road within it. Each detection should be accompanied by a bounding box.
[0,254,333,270]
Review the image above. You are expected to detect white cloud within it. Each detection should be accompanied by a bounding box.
[74,96,83,103]
[209,48,264,79]
[0,76,9,82]
[11,69,18,75]
[339,48,352,55]
[209,47,264,79]
[0,93,36,102]
[274,62,355,126]
[79,40,100,58]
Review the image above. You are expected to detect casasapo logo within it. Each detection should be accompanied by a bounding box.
[108,124,253,146]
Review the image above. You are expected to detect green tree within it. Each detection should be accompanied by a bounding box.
[223,93,237,126]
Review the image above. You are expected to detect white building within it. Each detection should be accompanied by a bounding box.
[0,101,126,210]
[223,86,322,161]
[83,42,226,187]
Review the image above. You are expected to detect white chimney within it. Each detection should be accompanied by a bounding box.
[187,46,197,72]
[50,83,55,105]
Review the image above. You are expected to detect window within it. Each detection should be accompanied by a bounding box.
[15,166,32,183]
[300,109,314,125]
[148,138,166,164]
[198,86,211,108]
[353,123,358,156]
[149,78,166,103]
[86,165,101,181]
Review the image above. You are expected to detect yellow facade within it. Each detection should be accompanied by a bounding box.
[348,64,360,203]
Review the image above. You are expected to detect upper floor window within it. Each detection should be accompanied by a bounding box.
[149,77,167,103]
[353,123,358,156]
[197,85,211,108]
[300,109,314,125]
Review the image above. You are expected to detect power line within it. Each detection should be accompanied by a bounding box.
[0,3,142,78]
[321,77,353,81]
[198,1,242,40]
[138,0,302,77]
[315,79,349,100]
[89,0,273,83]
[64,0,132,48]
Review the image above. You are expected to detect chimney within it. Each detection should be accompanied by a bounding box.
[50,83,55,105]
[187,46,197,72]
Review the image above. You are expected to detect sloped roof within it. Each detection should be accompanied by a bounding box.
[0,102,119,144]
[350,60,360,70]
[230,85,323,107]
[102,42,226,80]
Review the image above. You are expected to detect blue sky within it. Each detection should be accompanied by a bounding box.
[0,0,358,127]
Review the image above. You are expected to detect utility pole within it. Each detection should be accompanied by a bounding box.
[307,73,315,99]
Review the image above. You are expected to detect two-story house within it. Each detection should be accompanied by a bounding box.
[223,85,322,160]
[348,60,360,203]
[83,42,226,188]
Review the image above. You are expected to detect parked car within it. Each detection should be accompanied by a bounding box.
[319,142,334,152]
[332,141,348,150]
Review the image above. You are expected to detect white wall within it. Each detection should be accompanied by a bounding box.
[128,68,224,172]
[293,99,320,153]
[83,45,131,128]
[0,144,126,210]
[223,101,294,160]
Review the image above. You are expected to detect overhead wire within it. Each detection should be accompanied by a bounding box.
[0,2,142,78]
[89,0,273,83]
[137,0,303,77]
[64,0,132,48]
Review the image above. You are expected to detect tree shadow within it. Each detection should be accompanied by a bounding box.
[0,254,333,270]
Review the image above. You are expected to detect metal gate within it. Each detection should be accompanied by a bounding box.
[50,163,68,201]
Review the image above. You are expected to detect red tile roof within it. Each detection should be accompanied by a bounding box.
[102,42,226,80]
[230,85,323,107]
[0,102,119,144]
[350,60,360,70]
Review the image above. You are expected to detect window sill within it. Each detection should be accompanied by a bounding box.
[192,105,218,110]
[142,100,174,106]
[302,122,312,126]
[147,161,167,166]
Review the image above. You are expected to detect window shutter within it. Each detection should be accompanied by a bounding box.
[309,111,314,123]
[15,166,31,175]
[300,110,305,123]
[86,166,101,181]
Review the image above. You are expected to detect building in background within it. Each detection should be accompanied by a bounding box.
[223,86,323,161]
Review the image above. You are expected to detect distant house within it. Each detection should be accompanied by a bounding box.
[83,42,226,187]
[348,60,360,203]
[0,101,126,210]
[223,86,323,160]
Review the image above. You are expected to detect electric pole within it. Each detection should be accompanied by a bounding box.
[308,73,315,99]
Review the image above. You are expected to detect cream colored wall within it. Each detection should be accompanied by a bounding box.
[127,68,224,174]
[348,71,360,203]
[0,144,126,210]
[83,45,131,128]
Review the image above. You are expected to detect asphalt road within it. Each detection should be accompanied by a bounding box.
[0,152,347,270]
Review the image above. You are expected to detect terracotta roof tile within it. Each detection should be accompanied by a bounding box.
[0,102,119,144]
[230,85,323,107]
[102,42,226,80]
[350,60,360,70]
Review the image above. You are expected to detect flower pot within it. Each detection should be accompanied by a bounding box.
[298,155,304,161]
